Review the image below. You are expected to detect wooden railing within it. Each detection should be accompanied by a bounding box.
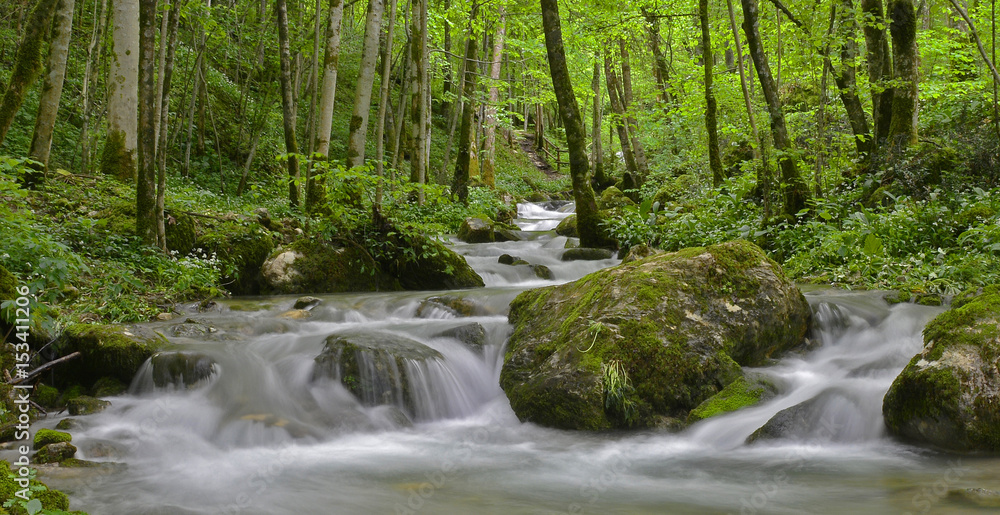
[538,135,567,173]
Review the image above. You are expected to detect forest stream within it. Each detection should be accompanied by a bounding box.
[32,202,1000,514]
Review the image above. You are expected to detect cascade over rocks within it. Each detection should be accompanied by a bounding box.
[883,285,1000,452]
[500,240,810,430]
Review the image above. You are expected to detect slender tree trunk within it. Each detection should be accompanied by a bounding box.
[438,51,466,179]
[643,8,673,103]
[540,0,605,248]
[277,0,300,206]
[136,0,157,247]
[374,0,397,206]
[153,0,168,150]
[309,0,345,209]
[947,0,1000,101]
[741,0,810,217]
[183,41,204,177]
[27,0,74,182]
[831,0,872,156]
[861,0,894,145]
[102,0,140,182]
[604,53,638,175]
[80,0,108,174]
[591,59,609,189]
[618,39,649,177]
[726,0,761,163]
[408,0,428,204]
[0,0,58,149]
[306,0,322,162]
[481,6,505,189]
[442,0,453,118]
[887,0,919,147]
[700,0,724,186]
[452,4,479,204]
[155,0,180,250]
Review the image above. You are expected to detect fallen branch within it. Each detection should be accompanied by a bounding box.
[9,352,81,386]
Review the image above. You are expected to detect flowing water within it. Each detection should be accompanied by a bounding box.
[39,202,1000,514]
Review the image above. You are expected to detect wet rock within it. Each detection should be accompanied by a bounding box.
[621,244,659,264]
[278,309,311,320]
[35,442,77,464]
[527,192,549,202]
[555,214,578,237]
[883,284,1000,452]
[948,488,1000,508]
[56,323,164,387]
[501,240,811,430]
[293,296,322,310]
[67,396,111,416]
[746,395,830,443]
[883,290,912,305]
[77,439,128,459]
[314,331,444,413]
[530,264,554,280]
[195,222,274,295]
[561,248,615,261]
[156,312,176,321]
[435,323,488,351]
[458,217,495,243]
[498,254,519,265]
[395,236,485,291]
[149,352,219,388]
[687,374,777,424]
[418,296,481,317]
[55,418,81,431]
[34,429,71,450]
[494,227,522,242]
[261,240,398,295]
[169,318,217,338]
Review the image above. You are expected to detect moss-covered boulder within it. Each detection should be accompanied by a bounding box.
[148,352,218,388]
[561,248,615,261]
[500,240,810,430]
[883,285,1000,452]
[434,323,487,351]
[686,374,776,424]
[34,441,77,464]
[0,460,78,514]
[67,396,111,416]
[395,237,485,290]
[457,217,495,243]
[621,244,660,264]
[164,210,196,256]
[555,214,578,237]
[261,240,399,294]
[56,323,163,387]
[597,187,636,210]
[313,331,443,413]
[33,429,71,450]
[195,221,275,295]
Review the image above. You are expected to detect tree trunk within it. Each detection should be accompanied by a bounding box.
[947,0,1000,119]
[726,0,762,162]
[887,0,918,147]
[309,0,345,209]
[438,50,466,179]
[618,39,649,177]
[831,0,872,156]
[102,0,140,182]
[480,6,505,189]
[540,0,605,248]
[591,59,609,189]
[136,0,157,247]
[374,0,396,206]
[80,0,108,174]
[700,0,724,186]
[604,53,638,175]
[27,0,74,182]
[408,0,428,205]
[153,0,168,151]
[0,0,57,148]
[643,8,673,103]
[155,0,180,250]
[452,4,479,204]
[277,0,300,206]
[861,0,894,145]
[741,0,810,217]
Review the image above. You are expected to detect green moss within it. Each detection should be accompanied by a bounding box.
[33,429,71,449]
[91,376,127,397]
[196,221,275,295]
[915,293,943,306]
[100,129,136,181]
[0,460,81,514]
[884,290,912,305]
[687,376,770,423]
[66,396,110,416]
[597,187,636,210]
[34,385,60,408]
[56,323,162,387]
[164,210,197,256]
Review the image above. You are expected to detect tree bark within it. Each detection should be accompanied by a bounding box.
[591,59,609,189]
[155,0,180,249]
[452,4,479,205]
[408,0,428,204]
[0,0,57,149]
[861,0,894,145]
[946,0,1000,105]
[700,0,724,186]
[726,0,761,162]
[741,0,810,217]
[643,8,673,103]
[618,39,649,177]
[102,0,140,182]
[80,0,108,174]
[887,0,919,147]
[481,6,506,189]
[309,0,345,209]
[831,0,872,156]
[540,0,605,248]
[604,53,638,175]
[136,0,157,247]
[27,0,74,181]
[374,0,396,206]
[346,0,385,170]
[277,0,300,206]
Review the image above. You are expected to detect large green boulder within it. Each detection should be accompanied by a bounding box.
[500,240,810,430]
[883,285,1000,452]
[395,236,485,290]
[164,210,197,256]
[195,221,275,295]
[597,186,636,210]
[457,217,495,243]
[261,240,400,294]
[555,214,578,237]
[56,323,164,387]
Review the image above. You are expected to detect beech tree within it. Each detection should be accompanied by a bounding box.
[102,0,140,182]
[136,0,158,247]
[276,0,300,206]
[27,0,74,180]
[0,0,58,150]
[346,0,386,170]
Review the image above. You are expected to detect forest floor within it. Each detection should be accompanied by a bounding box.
[517,134,561,179]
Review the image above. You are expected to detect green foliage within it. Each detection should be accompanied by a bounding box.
[602,359,637,426]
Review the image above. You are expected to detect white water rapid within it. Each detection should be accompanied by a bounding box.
[35,203,1000,514]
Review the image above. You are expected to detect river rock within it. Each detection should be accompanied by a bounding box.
[314,331,444,413]
[169,318,217,338]
[500,240,811,430]
[394,236,485,291]
[883,285,1000,452]
[195,221,274,295]
[555,214,578,237]
[687,373,777,424]
[435,323,488,351]
[416,296,481,318]
[56,323,164,387]
[458,217,495,243]
[621,244,660,264]
[530,264,554,280]
[561,248,615,261]
[34,429,71,450]
[67,396,110,416]
[261,240,398,294]
[35,442,77,464]
[498,254,519,265]
[149,352,219,388]
[494,227,522,242]
[293,296,322,310]
[745,392,849,443]
[597,186,636,210]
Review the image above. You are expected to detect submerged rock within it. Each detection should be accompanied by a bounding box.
[687,374,776,424]
[500,240,810,430]
[435,323,488,351]
[148,352,219,388]
[314,331,443,414]
[293,296,322,310]
[530,264,554,280]
[561,248,615,261]
[883,285,1000,452]
[555,214,578,237]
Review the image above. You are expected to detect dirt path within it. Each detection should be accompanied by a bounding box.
[518,134,562,179]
